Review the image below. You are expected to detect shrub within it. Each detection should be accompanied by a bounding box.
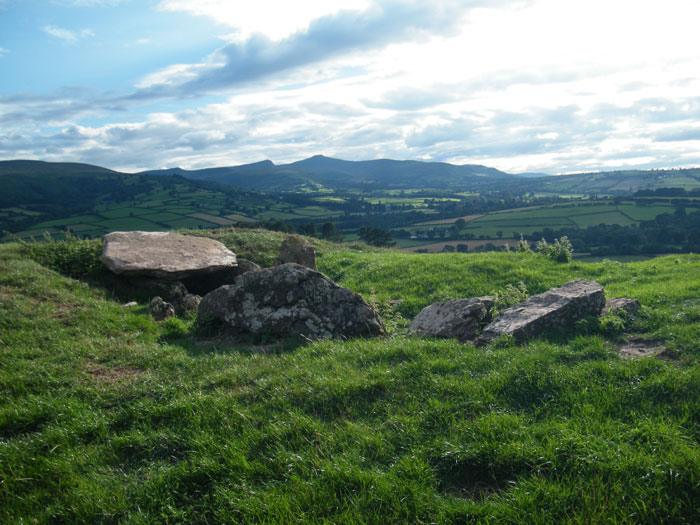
[491,281,528,316]
[599,313,626,337]
[516,234,531,253]
[536,236,573,263]
[22,232,102,278]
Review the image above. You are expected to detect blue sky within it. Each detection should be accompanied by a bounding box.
[1,0,700,174]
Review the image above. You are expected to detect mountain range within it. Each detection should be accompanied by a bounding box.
[139,155,513,191]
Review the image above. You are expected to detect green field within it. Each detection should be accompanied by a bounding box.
[3,230,700,522]
[403,200,699,247]
[5,183,268,240]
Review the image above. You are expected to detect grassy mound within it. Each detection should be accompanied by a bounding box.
[2,229,700,522]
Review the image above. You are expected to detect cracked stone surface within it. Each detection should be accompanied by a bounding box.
[479,279,605,344]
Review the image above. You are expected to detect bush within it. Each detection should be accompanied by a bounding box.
[536,236,573,263]
[22,232,102,278]
[516,234,531,253]
[491,281,528,316]
[599,313,626,336]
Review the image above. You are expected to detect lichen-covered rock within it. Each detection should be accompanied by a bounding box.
[276,235,317,270]
[479,279,605,344]
[198,263,385,340]
[101,231,237,280]
[409,296,495,342]
[602,297,641,317]
[147,296,175,321]
[180,293,202,313]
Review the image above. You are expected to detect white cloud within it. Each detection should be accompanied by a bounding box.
[5,0,700,173]
[0,47,8,57]
[158,0,371,41]
[41,25,95,43]
[42,25,79,42]
[50,0,129,6]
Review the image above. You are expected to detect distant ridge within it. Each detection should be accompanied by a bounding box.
[140,155,513,191]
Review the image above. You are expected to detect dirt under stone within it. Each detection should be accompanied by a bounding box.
[618,338,669,358]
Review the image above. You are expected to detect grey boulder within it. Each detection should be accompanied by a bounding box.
[277,235,317,271]
[101,231,237,280]
[147,296,175,321]
[198,263,385,340]
[602,297,641,317]
[479,279,605,344]
[410,296,495,342]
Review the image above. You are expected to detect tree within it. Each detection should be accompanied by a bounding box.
[359,226,395,247]
[297,222,317,236]
[320,222,342,242]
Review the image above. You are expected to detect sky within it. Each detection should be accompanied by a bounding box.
[1,0,700,174]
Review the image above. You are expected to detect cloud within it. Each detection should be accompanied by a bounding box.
[0,87,127,126]
[653,127,700,143]
[50,0,129,6]
[363,86,457,111]
[158,0,372,41]
[0,47,8,57]
[41,25,95,43]
[139,0,493,96]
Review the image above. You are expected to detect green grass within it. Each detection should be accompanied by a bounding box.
[3,230,700,522]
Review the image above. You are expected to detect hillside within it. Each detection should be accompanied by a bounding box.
[2,229,700,522]
[0,160,270,238]
[141,155,514,191]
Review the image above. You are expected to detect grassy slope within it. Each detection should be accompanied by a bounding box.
[2,230,700,523]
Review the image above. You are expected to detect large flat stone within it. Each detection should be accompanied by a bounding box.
[101,231,237,280]
[479,279,605,344]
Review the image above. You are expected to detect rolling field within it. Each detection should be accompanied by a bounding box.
[401,199,699,248]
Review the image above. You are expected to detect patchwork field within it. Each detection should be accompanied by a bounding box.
[401,200,699,248]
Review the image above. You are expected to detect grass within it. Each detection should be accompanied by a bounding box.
[2,229,700,522]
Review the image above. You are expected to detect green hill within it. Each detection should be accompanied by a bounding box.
[2,229,700,522]
[0,160,270,238]
[141,155,514,191]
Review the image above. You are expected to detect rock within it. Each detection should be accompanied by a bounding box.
[602,297,641,317]
[180,293,201,313]
[235,258,262,274]
[479,279,605,344]
[618,338,667,358]
[122,301,138,308]
[277,235,317,271]
[147,296,175,321]
[409,296,496,342]
[181,258,262,296]
[198,263,385,340]
[101,231,237,280]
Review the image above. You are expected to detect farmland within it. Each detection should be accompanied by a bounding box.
[396,199,699,252]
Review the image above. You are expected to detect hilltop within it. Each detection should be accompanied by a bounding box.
[140,155,513,191]
[2,228,700,522]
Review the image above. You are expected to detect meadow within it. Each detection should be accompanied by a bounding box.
[2,228,700,522]
[400,199,699,251]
